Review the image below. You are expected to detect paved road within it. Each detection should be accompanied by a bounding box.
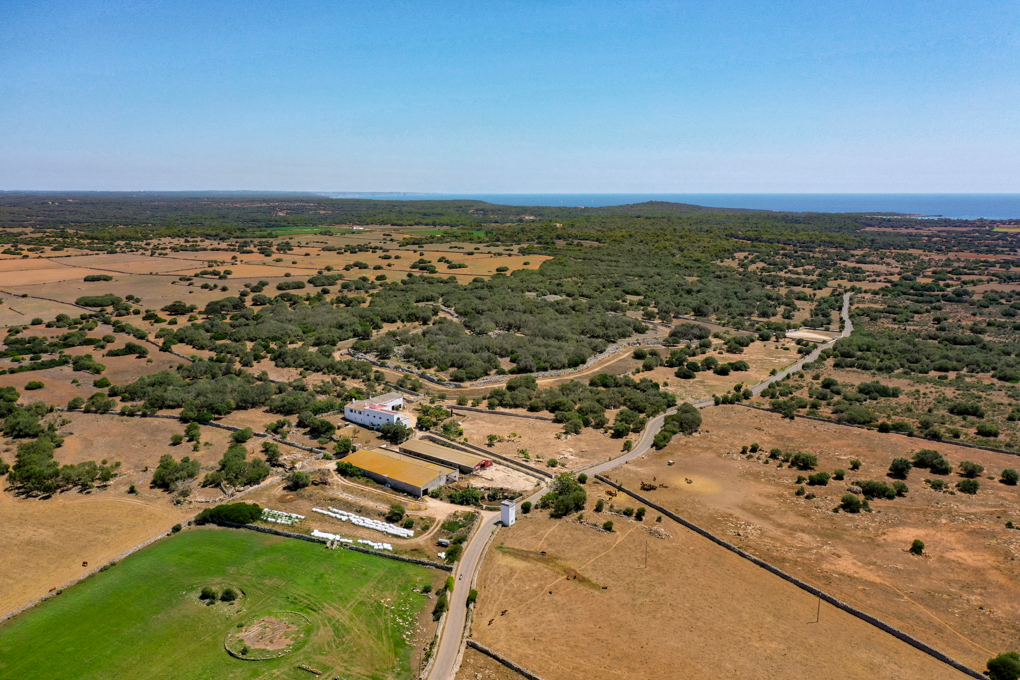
[426,293,854,679]
[426,510,499,680]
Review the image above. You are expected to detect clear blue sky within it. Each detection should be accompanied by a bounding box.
[1,0,1018,192]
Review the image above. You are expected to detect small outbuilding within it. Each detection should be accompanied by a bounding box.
[501,499,516,527]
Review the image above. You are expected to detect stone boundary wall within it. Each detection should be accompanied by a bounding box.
[450,405,555,422]
[593,475,985,680]
[465,640,549,680]
[734,403,1020,459]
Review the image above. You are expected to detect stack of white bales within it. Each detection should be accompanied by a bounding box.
[311,507,413,539]
[262,509,305,525]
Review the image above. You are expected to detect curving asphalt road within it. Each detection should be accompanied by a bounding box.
[426,293,853,679]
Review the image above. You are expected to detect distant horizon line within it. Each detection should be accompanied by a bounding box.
[2,190,1020,196]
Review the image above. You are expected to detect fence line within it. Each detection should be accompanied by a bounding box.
[734,403,1020,459]
[593,475,984,679]
[465,641,549,680]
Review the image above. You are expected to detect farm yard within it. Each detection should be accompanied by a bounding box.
[610,405,1020,671]
[0,528,443,680]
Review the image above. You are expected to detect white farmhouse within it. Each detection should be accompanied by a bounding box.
[343,392,412,429]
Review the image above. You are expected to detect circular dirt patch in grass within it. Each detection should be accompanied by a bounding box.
[225,611,311,661]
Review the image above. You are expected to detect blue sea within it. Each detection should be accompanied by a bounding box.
[326,193,1020,220]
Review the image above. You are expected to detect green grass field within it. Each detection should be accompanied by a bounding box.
[0,528,440,680]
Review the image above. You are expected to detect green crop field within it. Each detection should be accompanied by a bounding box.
[0,528,440,680]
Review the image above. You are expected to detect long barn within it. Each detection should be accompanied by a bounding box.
[340,447,457,498]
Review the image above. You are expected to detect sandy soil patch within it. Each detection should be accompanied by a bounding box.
[611,405,1020,670]
[238,616,299,650]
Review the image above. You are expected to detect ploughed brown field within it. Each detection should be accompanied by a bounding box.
[609,405,1020,671]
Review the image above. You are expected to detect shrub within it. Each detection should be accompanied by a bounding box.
[379,422,413,444]
[84,274,113,282]
[93,377,111,388]
[912,449,952,475]
[807,472,830,486]
[622,507,634,517]
[1001,469,1019,486]
[285,471,311,490]
[594,499,604,512]
[858,480,896,500]
[220,587,238,602]
[150,454,200,490]
[602,520,614,532]
[230,427,254,443]
[521,500,532,514]
[75,294,122,307]
[467,589,478,606]
[789,453,817,470]
[892,481,909,496]
[956,479,980,495]
[635,507,646,521]
[849,459,861,471]
[987,652,1020,680]
[171,523,181,533]
[444,544,462,562]
[888,458,912,479]
[170,434,184,446]
[386,503,406,523]
[839,494,862,513]
[832,469,845,480]
[578,473,588,484]
[976,422,1000,438]
[67,397,84,410]
[24,381,44,391]
[959,461,985,478]
[336,460,363,478]
[261,441,282,465]
[194,502,262,526]
[449,488,482,506]
[909,539,924,556]
[199,586,217,600]
[432,593,449,620]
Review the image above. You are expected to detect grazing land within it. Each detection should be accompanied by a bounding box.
[611,405,1020,671]
[470,511,968,680]
[1,195,1019,678]
[0,528,441,679]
